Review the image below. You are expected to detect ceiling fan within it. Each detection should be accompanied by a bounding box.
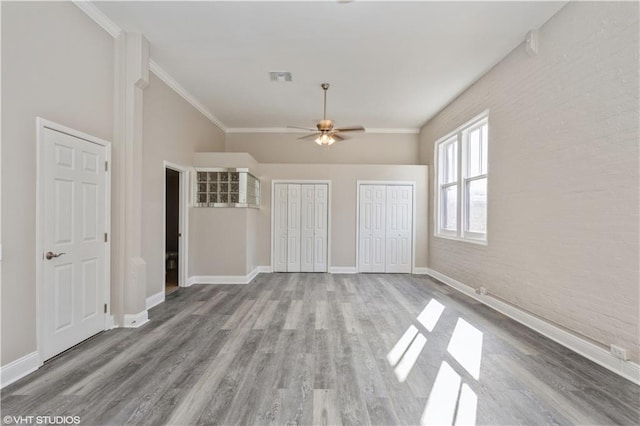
[288,83,365,146]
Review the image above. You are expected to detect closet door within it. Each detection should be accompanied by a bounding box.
[313,184,328,272]
[358,185,386,272]
[274,184,289,272]
[300,185,315,272]
[385,185,412,273]
[286,184,302,272]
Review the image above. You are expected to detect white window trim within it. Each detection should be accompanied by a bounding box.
[434,111,489,245]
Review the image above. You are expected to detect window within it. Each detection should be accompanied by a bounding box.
[435,113,488,243]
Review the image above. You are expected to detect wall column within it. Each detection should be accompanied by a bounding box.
[112,31,149,327]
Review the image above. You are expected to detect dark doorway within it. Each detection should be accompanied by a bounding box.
[165,168,180,294]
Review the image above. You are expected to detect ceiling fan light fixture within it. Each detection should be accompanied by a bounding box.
[289,82,364,147]
[315,134,335,146]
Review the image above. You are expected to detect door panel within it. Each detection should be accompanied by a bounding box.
[359,185,386,272]
[300,185,315,272]
[43,127,107,361]
[386,185,413,273]
[287,184,302,272]
[274,184,289,272]
[313,184,328,272]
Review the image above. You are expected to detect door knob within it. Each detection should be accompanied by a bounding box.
[45,251,66,260]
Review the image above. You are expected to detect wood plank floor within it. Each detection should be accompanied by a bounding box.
[2,273,639,425]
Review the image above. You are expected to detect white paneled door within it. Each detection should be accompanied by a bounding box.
[358,185,386,273]
[358,184,413,273]
[286,184,301,272]
[313,184,328,272]
[274,184,289,272]
[385,185,413,273]
[300,185,315,272]
[274,183,328,272]
[42,127,108,361]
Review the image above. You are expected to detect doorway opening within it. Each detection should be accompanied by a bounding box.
[165,168,180,294]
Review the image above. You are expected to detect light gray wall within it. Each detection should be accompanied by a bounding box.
[1,1,114,366]
[142,73,225,298]
[257,164,429,270]
[419,2,639,362]
[189,208,249,276]
[226,132,419,164]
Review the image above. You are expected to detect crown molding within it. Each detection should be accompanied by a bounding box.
[73,1,226,132]
[73,1,121,38]
[226,127,420,134]
[365,128,420,134]
[148,61,227,132]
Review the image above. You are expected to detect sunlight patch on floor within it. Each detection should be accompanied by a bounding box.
[386,325,419,367]
[393,333,427,382]
[447,318,483,380]
[417,298,445,332]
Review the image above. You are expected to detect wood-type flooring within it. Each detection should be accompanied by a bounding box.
[2,273,639,425]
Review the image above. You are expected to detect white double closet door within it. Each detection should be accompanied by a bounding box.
[359,184,413,273]
[274,183,328,272]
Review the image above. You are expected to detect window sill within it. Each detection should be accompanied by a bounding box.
[434,233,488,246]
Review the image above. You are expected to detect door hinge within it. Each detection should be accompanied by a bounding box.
[105,161,109,172]
[104,232,108,242]
[104,303,108,313]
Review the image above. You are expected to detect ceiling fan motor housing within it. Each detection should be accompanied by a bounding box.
[317,119,334,131]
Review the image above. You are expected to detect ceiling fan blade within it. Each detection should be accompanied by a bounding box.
[329,132,346,141]
[287,125,316,132]
[298,133,321,140]
[334,125,365,133]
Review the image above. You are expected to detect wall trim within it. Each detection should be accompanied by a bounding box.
[187,266,267,285]
[425,268,640,385]
[0,352,40,389]
[145,291,165,310]
[72,1,121,37]
[123,310,149,328]
[329,267,357,274]
[413,267,430,275]
[226,127,420,134]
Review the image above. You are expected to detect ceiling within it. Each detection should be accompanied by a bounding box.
[93,1,566,131]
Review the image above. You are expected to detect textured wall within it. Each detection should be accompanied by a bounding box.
[419,2,639,361]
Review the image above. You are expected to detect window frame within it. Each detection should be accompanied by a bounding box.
[434,111,489,244]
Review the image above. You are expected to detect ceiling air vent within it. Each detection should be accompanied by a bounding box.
[269,71,292,82]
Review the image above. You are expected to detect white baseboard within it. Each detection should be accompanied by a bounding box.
[123,310,149,328]
[329,266,357,274]
[425,268,640,385]
[105,315,116,330]
[187,266,271,285]
[145,291,165,310]
[413,267,429,275]
[1,351,40,389]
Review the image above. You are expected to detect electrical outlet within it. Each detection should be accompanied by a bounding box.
[610,344,627,360]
